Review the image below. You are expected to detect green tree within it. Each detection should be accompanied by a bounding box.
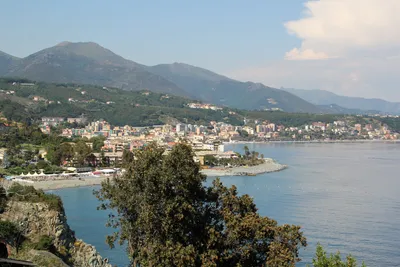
[91,136,106,152]
[23,148,35,162]
[243,145,250,158]
[95,143,306,266]
[0,186,7,213]
[0,220,21,249]
[46,143,74,166]
[121,149,134,168]
[74,141,92,166]
[100,151,108,167]
[309,243,366,267]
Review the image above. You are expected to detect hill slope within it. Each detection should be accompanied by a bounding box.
[0,51,19,76]
[283,88,400,114]
[148,63,321,112]
[1,42,322,113]
[5,42,188,97]
[0,78,243,126]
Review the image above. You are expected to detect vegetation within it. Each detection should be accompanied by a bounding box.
[34,235,54,251]
[1,79,400,132]
[95,143,307,266]
[0,220,21,248]
[204,145,264,167]
[309,244,366,267]
[7,183,64,212]
[121,149,134,168]
[0,78,243,126]
[0,186,7,213]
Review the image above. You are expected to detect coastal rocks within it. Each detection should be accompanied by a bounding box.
[0,201,113,267]
[72,239,111,267]
[201,158,287,177]
[27,250,70,267]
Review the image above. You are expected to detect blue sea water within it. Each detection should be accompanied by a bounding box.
[52,142,400,266]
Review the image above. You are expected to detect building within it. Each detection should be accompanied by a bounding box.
[67,117,87,125]
[41,117,65,126]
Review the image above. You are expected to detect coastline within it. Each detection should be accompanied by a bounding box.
[224,139,400,145]
[4,158,287,191]
[4,176,109,191]
[200,158,287,177]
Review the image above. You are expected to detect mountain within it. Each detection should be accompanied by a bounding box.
[0,42,322,113]
[0,78,244,126]
[0,51,19,76]
[317,104,381,115]
[148,63,321,112]
[283,88,400,114]
[5,42,188,96]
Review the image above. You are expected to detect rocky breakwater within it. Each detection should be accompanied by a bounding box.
[0,200,113,267]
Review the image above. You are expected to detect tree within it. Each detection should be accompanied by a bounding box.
[46,143,74,166]
[100,151,109,167]
[96,143,306,266]
[0,186,7,213]
[243,145,250,158]
[0,220,21,249]
[91,136,106,152]
[309,243,366,267]
[121,149,134,168]
[74,141,92,166]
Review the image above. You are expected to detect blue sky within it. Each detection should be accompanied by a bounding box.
[1,0,304,70]
[2,0,400,101]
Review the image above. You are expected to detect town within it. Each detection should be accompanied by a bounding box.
[37,114,399,165]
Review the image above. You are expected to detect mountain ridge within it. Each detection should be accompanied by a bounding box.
[148,63,321,112]
[1,41,385,114]
[3,42,189,97]
[283,88,400,114]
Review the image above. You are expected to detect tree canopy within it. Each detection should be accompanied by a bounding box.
[309,244,366,267]
[95,143,307,266]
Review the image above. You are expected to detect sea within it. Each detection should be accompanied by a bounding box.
[51,142,400,266]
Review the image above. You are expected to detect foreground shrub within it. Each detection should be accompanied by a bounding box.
[7,183,64,212]
[0,220,21,248]
[309,243,366,267]
[34,235,54,251]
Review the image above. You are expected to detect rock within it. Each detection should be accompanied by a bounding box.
[28,250,70,267]
[0,201,113,267]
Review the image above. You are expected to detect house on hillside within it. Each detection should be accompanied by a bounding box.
[41,117,65,126]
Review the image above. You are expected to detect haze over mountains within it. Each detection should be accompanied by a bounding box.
[0,41,398,114]
[283,88,400,115]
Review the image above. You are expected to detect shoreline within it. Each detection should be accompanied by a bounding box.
[5,158,287,191]
[4,176,109,191]
[224,139,400,145]
[200,158,287,177]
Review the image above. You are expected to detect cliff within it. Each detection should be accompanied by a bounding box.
[0,200,113,267]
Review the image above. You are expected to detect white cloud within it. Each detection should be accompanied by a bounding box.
[285,0,400,60]
[226,56,400,101]
[285,48,331,60]
[225,1,400,101]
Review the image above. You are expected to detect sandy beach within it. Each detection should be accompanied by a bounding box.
[200,158,287,177]
[3,176,109,191]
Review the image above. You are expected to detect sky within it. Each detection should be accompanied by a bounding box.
[1,0,400,101]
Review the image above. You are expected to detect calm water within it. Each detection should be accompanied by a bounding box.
[52,142,400,266]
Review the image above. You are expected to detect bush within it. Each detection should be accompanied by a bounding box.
[309,243,366,267]
[34,235,54,251]
[36,160,49,170]
[7,183,64,212]
[0,220,21,247]
[0,186,7,213]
